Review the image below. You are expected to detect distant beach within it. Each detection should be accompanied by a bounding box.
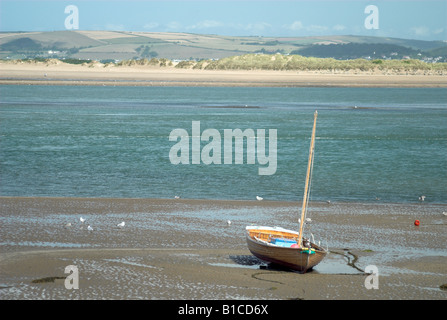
[1,197,446,300]
[0,60,446,87]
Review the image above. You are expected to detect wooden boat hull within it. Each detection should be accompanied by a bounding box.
[246,226,327,273]
[246,112,327,273]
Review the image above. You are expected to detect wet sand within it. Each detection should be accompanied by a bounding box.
[1,197,446,301]
[0,61,446,87]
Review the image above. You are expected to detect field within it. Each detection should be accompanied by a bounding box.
[1,30,446,61]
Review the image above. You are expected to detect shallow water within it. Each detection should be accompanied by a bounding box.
[1,86,446,203]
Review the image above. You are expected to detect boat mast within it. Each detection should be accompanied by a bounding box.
[298,110,318,248]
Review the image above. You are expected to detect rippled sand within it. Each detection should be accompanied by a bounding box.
[1,197,446,300]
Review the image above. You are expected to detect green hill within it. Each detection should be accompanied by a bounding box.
[293,43,421,59]
[0,31,445,62]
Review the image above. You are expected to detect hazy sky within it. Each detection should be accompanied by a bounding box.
[1,0,446,41]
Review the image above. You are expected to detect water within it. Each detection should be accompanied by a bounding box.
[1,85,446,203]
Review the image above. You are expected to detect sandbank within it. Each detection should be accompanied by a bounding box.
[0,61,446,87]
[1,196,446,301]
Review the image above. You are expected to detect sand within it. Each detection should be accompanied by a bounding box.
[1,196,446,301]
[0,61,446,87]
[1,61,446,304]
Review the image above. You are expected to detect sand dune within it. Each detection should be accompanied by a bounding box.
[1,60,446,87]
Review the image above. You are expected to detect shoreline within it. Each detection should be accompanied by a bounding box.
[1,196,446,300]
[1,194,447,206]
[1,62,446,87]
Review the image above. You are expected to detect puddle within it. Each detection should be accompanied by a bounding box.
[103,258,161,270]
[212,253,364,275]
[208,262,260,269]
[0,241,97,248]
[208,255,267,270]
[312,252,364,274]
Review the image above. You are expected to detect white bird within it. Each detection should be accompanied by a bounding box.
[174,195,180,199]
[298,218,312,223]
[227,220,232,226]
[80,217,86,223]
[87,225,93,231]
[117,221,125,228]
[419,195,426,201]
[442,212,447,217]
[256,196,263,201]
[64,222,72,228]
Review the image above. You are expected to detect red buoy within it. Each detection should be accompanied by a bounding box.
[414,219,420,226]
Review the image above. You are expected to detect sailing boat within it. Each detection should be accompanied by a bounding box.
[246,110,327,273]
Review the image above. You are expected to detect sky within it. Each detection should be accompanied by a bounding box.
[0,0,446,41]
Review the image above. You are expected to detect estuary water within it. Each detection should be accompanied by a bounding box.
[1,85,446,203]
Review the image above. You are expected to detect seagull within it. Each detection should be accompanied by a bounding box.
[227,220,232,226]
[174,195,180,199]
[87,225,93,231]
[117,221,125,228]
[64,222,72,229]
[80,217,86,223]
[442,212,447,217]
[419,195,426,202]
[256,196,263,201]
